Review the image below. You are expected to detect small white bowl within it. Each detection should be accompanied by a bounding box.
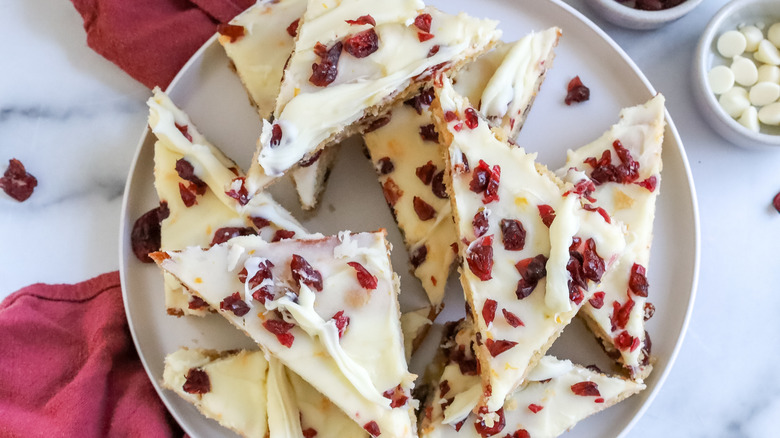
[693,0,780,150]
[583,0,703,30]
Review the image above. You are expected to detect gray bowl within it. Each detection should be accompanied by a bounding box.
[583,0,703,30]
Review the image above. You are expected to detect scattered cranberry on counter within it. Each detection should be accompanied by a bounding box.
[565,76,590,105]
[0,158,38,202]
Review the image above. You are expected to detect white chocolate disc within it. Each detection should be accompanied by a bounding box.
[708,65,735,94]
[740,25,764,52]
[755,39,780,65]
[731,56,759,86]
[717,30,747,58]
[758,102,780,125]
[768,22,780,48]
[719,86,750,118]
[738,106,760,132]
[749,81,780,106]
[757,64,780,84]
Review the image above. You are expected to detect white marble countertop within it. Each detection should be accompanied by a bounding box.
[1,0,779,436]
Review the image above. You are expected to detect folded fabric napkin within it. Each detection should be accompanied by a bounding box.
[70,0,255,89]
[0,272,181,437]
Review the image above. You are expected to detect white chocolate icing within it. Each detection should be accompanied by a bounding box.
[154,232,416,437]
[400,306,434,362]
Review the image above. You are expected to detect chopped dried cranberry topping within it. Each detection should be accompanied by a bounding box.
[507,430,531,438]
[514,254,548,299]
[363,421,380,437]
[413,196,436,221]
[291,255,323,291]
[299,149,323,167]
[252,287,274,305]
[644,302,656,321]
[587,140,640,185]
[454,418,468,432]
[347,261,378,289]
[637,175,658,192]
[641,331,653,365]
[240,259,275,290]
[210,227,256,246]
[410,244,428,269]
[538,204,556,227]
[419,124,439,142]
[589,291,606,309]
[473,210,490,238]
[469,160,500,204]
[178,182,198,207]
[482,299,497,325]
[382,178,403,206]
[344,28,379,58]
[449,344,478,376]
[310,41,342,86]
[565,178,597,202]
[272,229,295,242]
[345,15,375,26]
[428,44,440,57]
[331,310,350,338]
[629,263,649,297]
[251,216,271,229]
[464,108,479,129]
[485,338,517,357]
[414,13,432,32]
[175,159,207,195]
[416,161,437,184]
[404,87,435,114]
[467,235,494,281]
[444,111,458,122]
[286,19,300,37]
[269,124,283,148]
[581,238,605,282]
[474,407,506,437]
[131,202,168,263]
[502,309,524,327]
[615,330,638,351]
[220,292,250,317]
[583,204,611,223]
[377,157,394,175]
[382,384,408,408]
[217,23,245,43]
[418,31,434,42]
[432,171,448,198]
[183,368,210,394]
[571,381,601,397]
[364,115,391,133]
[528,404,544,413]
[500,219,526,251]
[302,428,317,438]
[263,319,296,348]
[439,380,451,397]
[565,76,590,105]
[226,177,250,206]
[175,123,193,142]
[188,296,208,310]
[610,298,635,331]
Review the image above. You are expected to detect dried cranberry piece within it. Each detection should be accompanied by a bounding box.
[382,384,408,408]
[439,380,451,397]
[404,88,435,114]
[507,430,531,438]
[615,330,639,351]
[286,19,300,37]
[464,108,479,129]
[467,235,494,281]
[251,216,271,229]
[414,13,432,33]
[220,292,250,317]
[485,338,517,357]
[469,160,501,204]
[419,124,439,142]
[175,123,193,142]
[474,407,506,437]
[217,23,245,43]
[588,140,640,185]
[610,298,635,331]
[178,183,197,207]
[432,171,448,199]
[382,178,403,206]
[428,45,440,57]
[581,238,605,282]
[269,124,283,148]
[644,302,656,321]
[444,111,458,122]
[416,161,437,184]
[418,31,434,42]
[538,204,556,227]
[363,421,381,437]
[774,191,780,213]
[226,177,250,206]
[571,381,601,397]
[272,229,296,242]
[528,404,544,413]
[211,227,256,246]
[364,115,391,133]
[344,28,379,58]
[310,41,342,86]
[637,175,658,192]
[188,296,208,310]
[331,310,350,338]
[130,202,168,263]
[175,159,207,195]
[183,368,210,394]
[629,263,649,297]
[243,259,275,290]
[641,331,653,365]
[565,76,590,105]
[252,287,274,305]
[473,210,490,238]
[515,254,548,283]
[502,309,524,327]
[482,299,497,325]
[413,196,436,221]
[500,219,526,251]
[302,428,317,438]
[410,245,428,269]
[347,261,378,289]
[449,344,478,376]
[299,149,323,167]
[346,15,376,26]
[377,157,394,175]
[470,164,490,193]
[589,291,606,309]
[291,254,323,291]
[263,319,296,348]
[454,418,468,432]
[565,178,597,202]
[583,204,611,223]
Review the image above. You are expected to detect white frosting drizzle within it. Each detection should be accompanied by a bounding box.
[545,194,579,313]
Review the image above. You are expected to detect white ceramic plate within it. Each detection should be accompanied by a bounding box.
[119,0,700,436]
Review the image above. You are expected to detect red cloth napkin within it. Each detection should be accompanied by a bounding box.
[0,272,180,437]
[70,0,255,89]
